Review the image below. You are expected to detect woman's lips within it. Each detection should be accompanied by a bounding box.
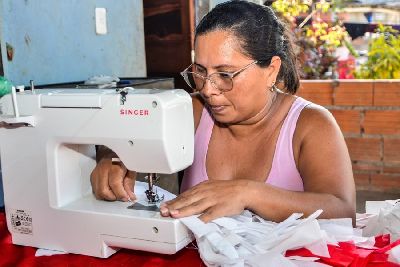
[209,105,225,113]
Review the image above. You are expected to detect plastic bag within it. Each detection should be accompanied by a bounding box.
[0,76,12,97]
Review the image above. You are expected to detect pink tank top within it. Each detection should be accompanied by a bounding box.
[181,97,311,193]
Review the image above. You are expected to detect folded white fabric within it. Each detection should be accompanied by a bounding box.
[318,218,375,248]
[179,208,379,267]
[363,199,400,242]
[180,210,333,267]
[388,245,400,264]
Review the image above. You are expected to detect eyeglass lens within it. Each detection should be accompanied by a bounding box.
[183,72,233,92]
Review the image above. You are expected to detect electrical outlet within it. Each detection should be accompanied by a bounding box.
[95,8,107,35]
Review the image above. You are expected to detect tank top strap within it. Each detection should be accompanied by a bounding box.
[267,97,311,191]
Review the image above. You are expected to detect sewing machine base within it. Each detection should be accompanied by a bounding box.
[7,194,193,258]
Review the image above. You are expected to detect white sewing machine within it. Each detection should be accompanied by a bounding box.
[0,87,194,258]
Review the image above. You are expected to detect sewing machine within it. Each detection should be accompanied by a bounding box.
[0,87,194,258]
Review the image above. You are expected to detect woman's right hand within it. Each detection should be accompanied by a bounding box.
[90,157,136,202]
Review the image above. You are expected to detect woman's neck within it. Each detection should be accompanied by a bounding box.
[223,91,283,140]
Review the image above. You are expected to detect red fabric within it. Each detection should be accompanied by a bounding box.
[0,212,204,267]
[286,235,400,267]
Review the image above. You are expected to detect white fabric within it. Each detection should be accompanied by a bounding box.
[35,248,67,257]
[318,218,375,248]
[179,208,387,267]
[388,245,400,264]
[180,210,331,267]
[363,199,400,242]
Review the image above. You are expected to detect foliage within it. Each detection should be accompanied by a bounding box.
[298,20,350,79]
[271,0,353,79]
[272,0,312,21]
[272,0,330,22]
[355,24,400,79]
[306,23,347,49]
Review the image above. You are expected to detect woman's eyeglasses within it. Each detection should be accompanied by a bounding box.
[180,60,258,92]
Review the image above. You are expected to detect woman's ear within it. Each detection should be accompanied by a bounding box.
[265,56,282,87]
[266,56,282,85]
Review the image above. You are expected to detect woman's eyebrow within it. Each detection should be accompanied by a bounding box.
[194,63,236,70]
[193,63,206,70]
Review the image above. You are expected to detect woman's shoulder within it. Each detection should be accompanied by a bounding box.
[299,100,336,126]
[295,98,341,141]
[291,97,343,168]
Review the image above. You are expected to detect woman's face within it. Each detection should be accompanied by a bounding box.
[194,30,278,124]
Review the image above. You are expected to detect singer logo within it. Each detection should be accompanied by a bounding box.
[120,109,149,116]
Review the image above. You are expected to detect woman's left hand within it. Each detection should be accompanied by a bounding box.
[159,179,253,223]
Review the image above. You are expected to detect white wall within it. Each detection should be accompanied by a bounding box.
[0,0,147,86]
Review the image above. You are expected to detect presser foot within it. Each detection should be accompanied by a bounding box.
[126,187,165,211]
[145,189,164,205]
[144,173,164,205]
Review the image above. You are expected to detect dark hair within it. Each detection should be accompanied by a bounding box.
[195,0,300,94]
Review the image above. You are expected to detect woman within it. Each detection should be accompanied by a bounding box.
[91,0,355,223]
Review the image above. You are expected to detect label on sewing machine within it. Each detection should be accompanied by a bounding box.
[10,209,33,235]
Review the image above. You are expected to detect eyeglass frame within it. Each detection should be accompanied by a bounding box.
[180,60,259,92]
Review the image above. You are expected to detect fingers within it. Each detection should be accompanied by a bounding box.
[159,204,170,217]
[163,199,210,218]
[162,200,240,223]
[159,180,247,222]
[160,188,211,218]
[90,158,133,202]
[160,198,223,223]
[90,159,117,201]
[108,163,130,201]
[163,189,204,211]
[124,170,137,201]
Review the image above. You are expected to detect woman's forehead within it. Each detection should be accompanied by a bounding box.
[194,30,248,66]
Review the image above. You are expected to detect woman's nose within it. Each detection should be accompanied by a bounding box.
[200,78,221,98]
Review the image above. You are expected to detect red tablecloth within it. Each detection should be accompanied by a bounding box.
[0,212,204,267]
